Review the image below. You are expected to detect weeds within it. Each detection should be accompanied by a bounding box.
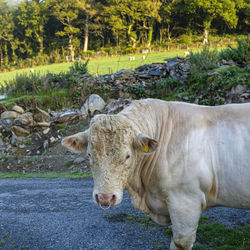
[63,159,74,168]
[126,213,156,227]
[151,78,181,99]
[23,137,33,145]
[70,60,89,74]
[126,84,146,98]
[189,47,219,73]
[219,37,249,64]
[3,72,43,96]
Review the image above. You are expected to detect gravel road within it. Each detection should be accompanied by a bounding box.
[0,178,249,250]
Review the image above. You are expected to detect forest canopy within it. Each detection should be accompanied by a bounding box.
[0,0,249,69]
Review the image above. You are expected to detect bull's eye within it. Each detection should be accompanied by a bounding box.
[125,154,130,160]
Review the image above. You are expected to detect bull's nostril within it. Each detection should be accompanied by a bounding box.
[95,194,99,203]
[111,194,116,205]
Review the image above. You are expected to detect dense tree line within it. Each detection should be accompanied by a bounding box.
[0,0,249,68]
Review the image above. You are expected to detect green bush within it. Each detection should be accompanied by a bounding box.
[69,60,89,74]
[178,34,192,46]
[151,78,181,99]
[219,37,249,64]
[5,72,44,96]
[126,84,146,98]
[82,50,95,58]
[184,66,249,106]
[189,47,219,73]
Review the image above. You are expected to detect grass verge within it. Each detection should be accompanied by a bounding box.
[0,171,92,179]
[194,216,250,250]
[119,214,249,249]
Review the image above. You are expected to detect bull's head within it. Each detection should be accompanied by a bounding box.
[62,115,158,209]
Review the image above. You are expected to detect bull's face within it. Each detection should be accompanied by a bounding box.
[62,115,158,209]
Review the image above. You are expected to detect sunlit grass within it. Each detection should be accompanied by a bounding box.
[0,50,191,87]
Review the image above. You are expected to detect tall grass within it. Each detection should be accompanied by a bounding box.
[189,47,219,73]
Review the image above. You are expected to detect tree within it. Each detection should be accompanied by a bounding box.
[234,0,250,32]
[47,0,80,61]
[103,0,143,47]
[182,0,239,44]
[18,0,48,55]
[159,0,179,42]
[0,0,15,65]
[76,0,100,52]
[139,0,162,47]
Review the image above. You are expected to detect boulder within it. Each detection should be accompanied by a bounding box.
[54,110,80,125]
[1,111,19,119]
[231,85,247,95]
[37,122,50,127]
[14,112,34,126]
[0,137,4,147]
[11,125,30,137]
[12,105,25,114]
[104,98,132,114]
[114,69,134,80]
[74,157,85,165]
[0,119,13,132]
[80,94,106,118]
[43,128,50,134]
[54,114,80,125]
[33,107,51,122]
[0,103,7,114]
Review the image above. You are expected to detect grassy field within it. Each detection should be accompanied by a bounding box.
[0,50,190,87]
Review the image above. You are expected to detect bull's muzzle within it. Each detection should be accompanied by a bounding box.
[95,193,116,210]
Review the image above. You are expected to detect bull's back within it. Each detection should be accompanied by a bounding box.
[209,105,250,208]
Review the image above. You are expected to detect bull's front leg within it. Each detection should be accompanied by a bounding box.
[168,192,202,250]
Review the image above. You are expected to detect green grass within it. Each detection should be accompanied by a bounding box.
[0,89,71,110]
[63,159,75,168]
[123,214,249,249]
[193,216,250,250]
[126,213,157,227]
[0,50,191,87]
[0,171,92,179]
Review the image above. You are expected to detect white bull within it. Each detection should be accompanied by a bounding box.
[62,99,250,249]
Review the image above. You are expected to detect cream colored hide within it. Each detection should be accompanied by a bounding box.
[62,99,250,250]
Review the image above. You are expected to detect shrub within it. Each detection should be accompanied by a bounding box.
[189,47,219,73]
[69,60,89,74]
[82,50,95,58]
[151,78,181,99]
[219,37,249,64]
[5,72,44,96]
[126,84,146,98]
[178,34,192,47]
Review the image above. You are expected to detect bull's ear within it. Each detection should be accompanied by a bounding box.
[133,133,158,154]
[61,130,89,153]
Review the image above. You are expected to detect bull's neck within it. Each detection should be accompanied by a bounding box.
[119,100,171,213]
[119,99,164,138]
